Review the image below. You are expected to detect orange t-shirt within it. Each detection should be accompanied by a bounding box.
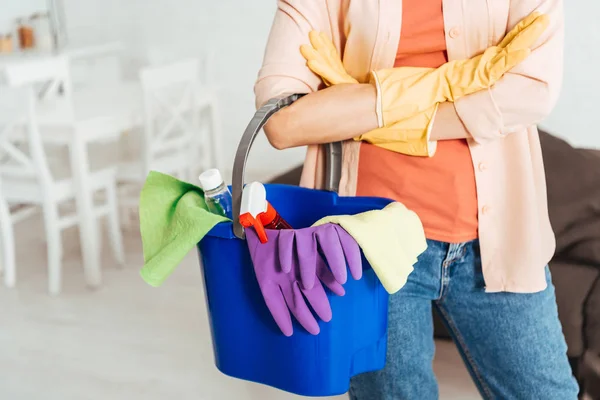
[356,0,478,243]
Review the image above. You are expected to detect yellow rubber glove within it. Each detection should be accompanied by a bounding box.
[373,11,549,127]
[312,202,427,294]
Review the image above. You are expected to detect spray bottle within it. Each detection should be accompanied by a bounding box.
[239,182,292,243]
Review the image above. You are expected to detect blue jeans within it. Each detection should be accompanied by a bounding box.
[349,240,579,400]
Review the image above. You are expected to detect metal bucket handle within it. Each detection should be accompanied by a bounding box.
[232,94,342,239]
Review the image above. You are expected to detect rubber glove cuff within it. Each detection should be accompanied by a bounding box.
[355,102,439,157]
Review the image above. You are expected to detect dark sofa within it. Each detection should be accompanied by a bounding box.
[267,132,600,397]
[539,132,600,398]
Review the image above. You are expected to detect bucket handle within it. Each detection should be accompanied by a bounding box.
[232,94,343,239]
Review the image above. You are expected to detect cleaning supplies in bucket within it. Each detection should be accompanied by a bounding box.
[137,174,424,391]
[139,170,427,328]
[244,201,428,335]
[197,184,391,396]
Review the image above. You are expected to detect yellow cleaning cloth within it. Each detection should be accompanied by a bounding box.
[313,202,427,294]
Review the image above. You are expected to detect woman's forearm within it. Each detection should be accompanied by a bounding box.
[430,102,472,141]
[264,83,378,150]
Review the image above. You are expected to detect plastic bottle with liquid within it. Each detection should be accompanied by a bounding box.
[261,201,292,230]
[199,169,233,219]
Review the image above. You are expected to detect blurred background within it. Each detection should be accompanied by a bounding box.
[0,1,599,399]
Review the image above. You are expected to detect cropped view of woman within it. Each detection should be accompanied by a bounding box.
[255,0,579,399]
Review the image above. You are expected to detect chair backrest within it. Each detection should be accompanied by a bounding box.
[144,47,213,85]
[138,58,200,173]
[4,56,75,121]
[0,57,71,183]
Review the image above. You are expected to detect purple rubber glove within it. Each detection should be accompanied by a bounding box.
[246,225,361,336]
[278,224,362,290]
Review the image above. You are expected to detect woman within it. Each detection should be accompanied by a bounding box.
[255,0,578,399]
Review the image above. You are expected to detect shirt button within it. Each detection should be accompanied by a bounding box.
[449,27,461,39]
[481,205,492,215]
[478,162,487,172]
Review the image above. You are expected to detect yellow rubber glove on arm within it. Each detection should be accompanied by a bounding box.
[361,13,548,155]
[300,12,548,156]
[313,203,427,294]
[372,12,548,127]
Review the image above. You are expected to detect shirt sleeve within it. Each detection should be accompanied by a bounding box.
[431,0,564,143]
[254,0,328,109]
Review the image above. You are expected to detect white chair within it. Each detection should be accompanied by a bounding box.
[1,58,125,294]
[118,58,221,206]
[138,50,223,174]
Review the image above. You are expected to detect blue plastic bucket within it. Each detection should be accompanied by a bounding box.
[198,184,391,396]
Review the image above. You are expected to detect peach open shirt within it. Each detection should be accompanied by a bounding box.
[357,0,479,243]
[254,0,564,293]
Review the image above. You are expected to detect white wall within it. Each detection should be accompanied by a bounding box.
[0,0,46,32]
[541,0,600,149]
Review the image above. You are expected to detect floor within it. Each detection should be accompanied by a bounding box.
[0,216,480,400]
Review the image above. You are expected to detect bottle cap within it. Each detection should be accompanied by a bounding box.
[198,169,224,191]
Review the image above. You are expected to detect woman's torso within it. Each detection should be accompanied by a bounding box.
[255,0,560,292]
[356,0,479,243]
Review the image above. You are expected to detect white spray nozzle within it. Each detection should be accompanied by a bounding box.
[240,182,267,219]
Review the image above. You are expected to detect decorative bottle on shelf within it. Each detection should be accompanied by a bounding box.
[17,18,35,50]
[0,34,13,53]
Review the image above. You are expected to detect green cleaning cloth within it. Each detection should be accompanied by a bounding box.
[139,171,230,287]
